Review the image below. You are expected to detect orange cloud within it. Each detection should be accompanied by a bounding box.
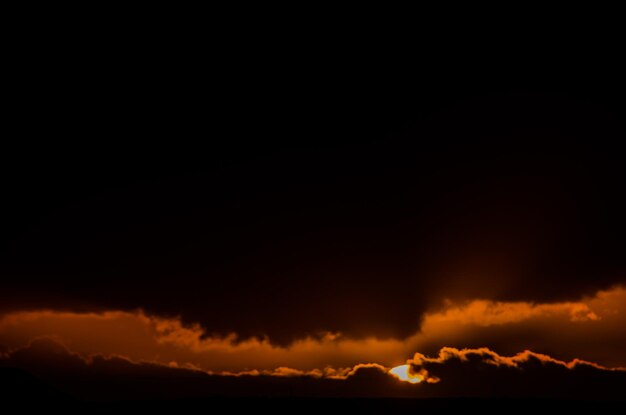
[0,310,405,371]
[409,346,625,384]
[429,298,599,326]
[1,286,625,372]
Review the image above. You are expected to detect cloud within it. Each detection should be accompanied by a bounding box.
[1,288,625,400]
[406,347,626,399]
[1,338,625,401]
[0,338,408,400]
[0,310,398,371]
[7,82,626,342]
[412,286,626,367]
[1,286,626,371]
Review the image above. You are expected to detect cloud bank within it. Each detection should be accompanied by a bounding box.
[1,338,624,401]
[1,286,625,371]
[1,287,626,399]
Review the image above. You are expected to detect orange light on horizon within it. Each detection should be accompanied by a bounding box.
[389,364,422,384]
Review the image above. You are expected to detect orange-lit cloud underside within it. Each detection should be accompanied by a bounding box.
[1,287,625,379]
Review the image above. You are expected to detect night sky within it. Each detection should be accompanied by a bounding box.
[1,27,625,407]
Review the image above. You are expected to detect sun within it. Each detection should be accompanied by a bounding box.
[389,364,422,384]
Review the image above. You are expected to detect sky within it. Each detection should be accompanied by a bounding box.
[1,32,625,403]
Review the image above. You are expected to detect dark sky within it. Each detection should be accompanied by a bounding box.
[1,37,625,348]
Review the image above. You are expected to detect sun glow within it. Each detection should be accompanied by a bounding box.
[389,364,422,384]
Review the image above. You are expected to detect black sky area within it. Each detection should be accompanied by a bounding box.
[1,35,625,344]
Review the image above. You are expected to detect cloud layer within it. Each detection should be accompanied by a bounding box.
[1,338,624,401]
[2,287,625,399]
[3,126,625,345]
[1,286,625,371]
[0,338,407,400]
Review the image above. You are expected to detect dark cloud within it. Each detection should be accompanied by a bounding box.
[0,338,410,401]
[1,339,625,402]
[1,52,625,345]
[408,348,626,399]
